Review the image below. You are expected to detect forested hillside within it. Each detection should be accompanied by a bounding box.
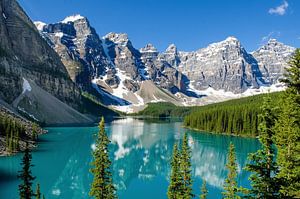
[0,106,44,155]
[183,92,282,136]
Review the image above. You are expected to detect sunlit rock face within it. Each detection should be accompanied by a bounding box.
[252,39,296,84]
[176,37,260,93]
[0,0,91,123]
[36,15,113,89]
[103,32,144,92]
[140,43,189,93]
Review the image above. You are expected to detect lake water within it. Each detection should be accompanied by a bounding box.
[0,118,260,199]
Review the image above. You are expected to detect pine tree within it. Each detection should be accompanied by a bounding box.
[32,123,38,140]
[36,183,41,199]
[5,121,10,151]
[16,128,20,150]
[180,133,194,199]
[18,143,36,199]
[274,48,300,198]
[200,180,208,199]
[90,117,117,199]
[167,143,183,199]
[245,95,279,198]
[8,129,13,152]
[222,143,241,199]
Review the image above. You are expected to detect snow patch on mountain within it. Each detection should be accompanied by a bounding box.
[111,105,134,114]
[188,81,285,101]
[55,32,64,38]
[104,32,129,46]
[92,78,128,106]
[111,69,131,99]
[2,12,7,19]
[34,21,46,31]
[61,14,85,23]
[22,78,32,94]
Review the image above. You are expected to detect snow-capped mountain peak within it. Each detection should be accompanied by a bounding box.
[197,36,242,55]
[61,14,85,23]
[165,44,177,54]
[225,36,239,42]
[251,38,295,84]
[258,38,295,53]
[140,44,158,53]
[104,32,129,46]
[215,36,240,46]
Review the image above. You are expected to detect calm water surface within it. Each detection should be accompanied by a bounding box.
[0,118,260,199]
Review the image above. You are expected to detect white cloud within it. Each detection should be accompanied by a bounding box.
[269,1,289,15]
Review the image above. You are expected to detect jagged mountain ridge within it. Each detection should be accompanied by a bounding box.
[36,16,190,109]
[174,37,295,93]
[35,14,296,112]
[0,1,117,124]
[252,39,295,85]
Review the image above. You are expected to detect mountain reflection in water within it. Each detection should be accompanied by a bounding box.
[0,118,259,199]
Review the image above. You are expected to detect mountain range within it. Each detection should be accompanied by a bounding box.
[0,0,296,124]
[34,14,295,113]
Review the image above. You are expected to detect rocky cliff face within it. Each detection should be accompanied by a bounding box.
[0,0,81,104]
[36,15,113,89]
[103,32,144,91]
[140,43,188,93]
[0,0,102,123]
[179,37,295,93]
[176,37,261,93]
[252,39,295,85]
[38,18,189,106]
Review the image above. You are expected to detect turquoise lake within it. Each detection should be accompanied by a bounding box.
[0,118,260,199]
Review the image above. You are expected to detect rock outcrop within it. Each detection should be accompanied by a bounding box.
[252,39,295,85]
[0,0,116,123]
[0,0,81,106]
[176,37,260,93]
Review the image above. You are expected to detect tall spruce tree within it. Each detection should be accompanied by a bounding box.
[18,143,36,199]
[90,117,117,199]
[167,143,183,199]
[36,183,41,199]
[180,133,194,199]
[275,48,300,198]
[245,95,279,198]
[222,143,240,199]
[200,180,208,199]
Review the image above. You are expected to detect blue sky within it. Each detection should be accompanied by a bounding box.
[18,0,299,52]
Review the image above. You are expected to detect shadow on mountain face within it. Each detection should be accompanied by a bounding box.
[246,53,268,86]
[183,90,206,98]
